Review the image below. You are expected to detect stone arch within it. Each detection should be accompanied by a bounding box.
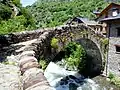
[76,38,103,77]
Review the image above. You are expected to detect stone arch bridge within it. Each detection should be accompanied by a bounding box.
[0,24,107,90]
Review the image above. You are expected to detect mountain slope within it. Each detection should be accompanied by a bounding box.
[0,0,35,34]
[28,0,109,28]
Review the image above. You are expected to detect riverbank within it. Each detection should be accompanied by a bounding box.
[92,75,120,90]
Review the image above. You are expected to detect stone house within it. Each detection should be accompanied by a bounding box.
[94,3,120,76]
[66,17,106,36]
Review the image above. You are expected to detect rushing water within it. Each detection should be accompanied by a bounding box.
[44,62,120,90]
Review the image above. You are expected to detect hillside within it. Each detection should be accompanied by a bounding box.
[0,0,36,34]
[1,0,120,34]
[27,0,109,28]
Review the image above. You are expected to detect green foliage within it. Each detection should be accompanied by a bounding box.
[0,0,36,34]
[28,0,109,28]
[0,3,12,21]
[108,72,120,87]
[111,76,120,87]
[64,42,77,57]
[101,38,109,46]
[12,0,21,7]
[19,7,36,27]
[0,15,30,34]
[2,61,16,65]
[39,60,48,70]
[64,42,86,71]
[101,38,109,53]
[108,72,115,81]
[51,38,59,49]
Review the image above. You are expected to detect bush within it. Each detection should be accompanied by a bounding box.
[64,42,77,57]
[111,77,120,87]
[64,42,86,71]
[39,60,48,70]
[108,72,115,81]
[51,37,59,49]
[2,61,16,65]
[108,72,120,87]
[0,15,32,34]
[101,38,109,53]
[0,3,12,21]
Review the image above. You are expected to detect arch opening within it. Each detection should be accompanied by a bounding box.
[52,38,103,78]
[76,38,103,77]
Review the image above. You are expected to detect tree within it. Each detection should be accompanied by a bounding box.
[0,3,12,21]
[0,0,36,34]
[27,0,109,28]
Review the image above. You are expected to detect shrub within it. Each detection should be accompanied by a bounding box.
[51,37,59,49]
[64,42,86,71]
[108,72,120,87]
[0,3,12,21]
[0,15,27,34]
[108,72,115,81]
[64,42,77,57]
[2,61,16,65]
[39,60,48,70]
[111,77,120,87]
[101,38,109,53]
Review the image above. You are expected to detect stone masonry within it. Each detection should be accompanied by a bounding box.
[108,37,120,76]
[0,24,108,89]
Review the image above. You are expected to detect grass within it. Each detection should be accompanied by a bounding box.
[38,60,48,71]
[2,61,16,65]
[108,72,120,88]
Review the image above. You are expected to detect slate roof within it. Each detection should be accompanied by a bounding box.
[98,3,120,17]
[100,14,120,21]
[67,17,100,26]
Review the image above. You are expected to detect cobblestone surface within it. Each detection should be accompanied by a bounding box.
[0,63,22,90]
[0,39,38,90]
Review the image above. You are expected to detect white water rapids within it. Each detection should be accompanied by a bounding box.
[44,62,105,90]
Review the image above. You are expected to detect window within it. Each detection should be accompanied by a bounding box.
[117,27,120,37]
[112,8,119,17]
[115,45,120,53]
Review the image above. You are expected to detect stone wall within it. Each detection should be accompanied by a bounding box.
[18,31,54,90]
[108,37,120,76]
[51,24,106,76]
[53,24,105,63]
[107,22,120,76]
[0,28,53,48]
[0,24,106,69]
[0,24,107,89]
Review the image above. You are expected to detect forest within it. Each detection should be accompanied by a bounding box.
[0,0,120,34]
[0,0,35,34]
[27,0,108,28]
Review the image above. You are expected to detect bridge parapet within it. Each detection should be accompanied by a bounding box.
[54,24,106,51]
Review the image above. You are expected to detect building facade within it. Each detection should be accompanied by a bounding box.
[96,3,120,76]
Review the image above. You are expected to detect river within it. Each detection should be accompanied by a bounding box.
[44,62,120,90]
